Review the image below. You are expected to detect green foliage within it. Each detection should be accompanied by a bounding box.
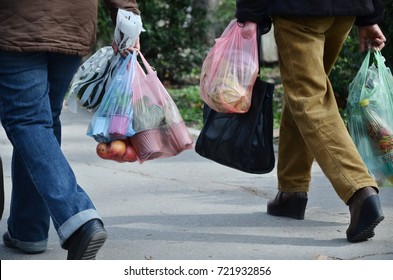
[260,66,283,128]
[208,0,236,42]
[96,0,114,49]
[95,1,210,85]
[137,0,210,84]
[381,0,393,68]
[330,28,363,104]
[168,86,204,128]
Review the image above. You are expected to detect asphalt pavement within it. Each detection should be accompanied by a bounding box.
[0,107,392,260]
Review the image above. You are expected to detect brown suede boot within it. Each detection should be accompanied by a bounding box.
[267,191,308,220]
[346,187,384,243]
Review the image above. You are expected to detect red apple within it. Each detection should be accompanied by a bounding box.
[108,140,127,159]
[96,143,109,159]
[122,141,138,162]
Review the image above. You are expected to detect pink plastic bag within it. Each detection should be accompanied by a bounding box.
[200,19,259,113]
[130,52,194,163]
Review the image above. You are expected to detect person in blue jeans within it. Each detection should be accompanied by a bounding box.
[0,0,140,259]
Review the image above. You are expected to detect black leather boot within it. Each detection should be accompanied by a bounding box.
[346,187,384,243]
[63,219,107,260]
[267,191,308,220]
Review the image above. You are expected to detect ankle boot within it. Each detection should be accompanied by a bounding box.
[346,187,384,243]
[267,191,308,220]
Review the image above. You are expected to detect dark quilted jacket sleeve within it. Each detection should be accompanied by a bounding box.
[235,0,267,23]
[103,0,140,24]
[355,0,384,26]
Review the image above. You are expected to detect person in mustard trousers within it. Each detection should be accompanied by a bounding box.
[236,0,386,242]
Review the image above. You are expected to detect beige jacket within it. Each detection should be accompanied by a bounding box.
[0,0,140,56]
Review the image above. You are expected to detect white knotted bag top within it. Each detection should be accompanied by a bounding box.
[114,9,145,51]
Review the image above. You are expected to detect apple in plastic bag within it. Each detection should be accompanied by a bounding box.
[96,143,110,159]
[108,140,127,159]
[96,139,137,162]
[122,139,138,162]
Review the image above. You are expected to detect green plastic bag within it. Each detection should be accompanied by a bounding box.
[347,50,393,187]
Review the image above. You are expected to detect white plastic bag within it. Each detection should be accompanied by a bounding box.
[66,47,121,112]
[114,9,145,51]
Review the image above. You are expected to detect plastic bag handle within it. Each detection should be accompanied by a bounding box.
[125,50,138,92]
[374,49,389,77]
[361,50,372,78]
[137,51,155,75]
[255,20,271,77]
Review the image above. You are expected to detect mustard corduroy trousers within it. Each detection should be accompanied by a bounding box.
[273,16,378,204]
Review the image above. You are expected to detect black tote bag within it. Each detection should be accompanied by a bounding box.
[195,20,275,174]
[195,77,275,174]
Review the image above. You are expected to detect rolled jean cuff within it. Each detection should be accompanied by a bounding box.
[58,209,102,247]
[4,231,48,253]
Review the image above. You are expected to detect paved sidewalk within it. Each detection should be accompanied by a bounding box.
[0,108,392,260]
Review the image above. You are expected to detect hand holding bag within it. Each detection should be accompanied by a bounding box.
[114,9,145,51]
[195,22,275,174]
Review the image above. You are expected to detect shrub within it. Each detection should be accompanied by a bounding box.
[136,0,209,84]
[95,1,210,85]
[381,0,393,68]
[168,86,203,128]
[96,1,113,49]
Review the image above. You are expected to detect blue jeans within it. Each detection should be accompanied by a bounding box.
[0,51,102,249]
